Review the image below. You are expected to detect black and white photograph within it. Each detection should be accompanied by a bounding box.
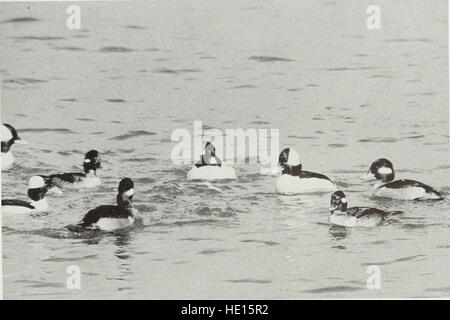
[0,0,449,302]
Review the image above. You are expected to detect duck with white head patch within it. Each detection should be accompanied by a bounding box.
[275,148,336,194]
[2,176,51,214]
[187,142,236,180]
[1,123,28,170]
[195,142,222,167]
[41,150,102,190]
[329,191,403,227]
[66,178,138,232]
[362,158,444,200]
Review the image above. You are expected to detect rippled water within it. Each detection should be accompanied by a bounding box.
[1,1,449,299]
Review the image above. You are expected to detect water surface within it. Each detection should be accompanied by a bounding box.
[1,1,449,299]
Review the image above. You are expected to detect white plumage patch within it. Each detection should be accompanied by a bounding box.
[1,125,13,141]
[208,157,217,164]
[287,149,300,166]
[28,176,45,189]
[1,205,34,214]
[1,199,48,214]
[187,165,237,180]
[276,174,336,194]
[376,186,425,200]
[124,188,134,197]
[96,216,135,231]
[378,167,393,174]
[330,213,382,227]
[329,214,357,227]
[1,151,14,170]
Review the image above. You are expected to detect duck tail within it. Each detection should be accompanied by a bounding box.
[434,191,445,200]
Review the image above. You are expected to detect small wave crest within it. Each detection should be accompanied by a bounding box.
[111,130,156,140]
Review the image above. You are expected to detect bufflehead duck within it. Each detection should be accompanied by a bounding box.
[275,148,336,194]
[330,191,402,227]
[66,178,137,232]
[1,123,28,170]
[195,142,222,168]
[2,176,50,214]
[362,158,444,200]
[187,142,236,180]
[42,150,102,189]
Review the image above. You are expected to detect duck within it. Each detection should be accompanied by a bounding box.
[2,176,50,214]
[187,142,236,180]
[275,148,336,194]
[1,123,28,170]
[42,150,102,189]
[362,158,444,200]
[329,191,403,227]
[66,178,138,232]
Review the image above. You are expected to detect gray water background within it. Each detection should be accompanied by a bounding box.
[1,0,449,299]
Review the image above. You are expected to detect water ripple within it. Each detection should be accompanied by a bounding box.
[248,56,293,62]
[111,130,156,140]
[2,17,39,24]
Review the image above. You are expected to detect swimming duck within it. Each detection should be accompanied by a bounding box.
[275,148,336,194]
[362,158,443,200]
[1,123,28,170]
[66,178,138,232]
[187,142,236,180]
[42,150,102,189]
[2,176,50,214]
[330,190,403,227]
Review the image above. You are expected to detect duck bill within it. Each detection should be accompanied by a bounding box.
[360,171,375,180]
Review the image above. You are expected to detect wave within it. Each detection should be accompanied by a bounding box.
[106,98,126,103]
[52,46,85,51]
[288,135,317,140]
[192,205,237,217]
[154,68,201,75]
[4,78,47,84]
[361,254,426,266]
[240,239,279,246]
[99,46,134,52]
[230,84,256,89]
[249,120,270,125]
[111,130,156,140]
[225,278,272,284]
[19,128,77,134]
[302,285,362,293]
[358,137,397,143]
[124,25,146,30]
[249,56,293,62]
[2,17,39,24]
[383,38,431,43]
[13,36,65,41]
[198,248,236,255]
